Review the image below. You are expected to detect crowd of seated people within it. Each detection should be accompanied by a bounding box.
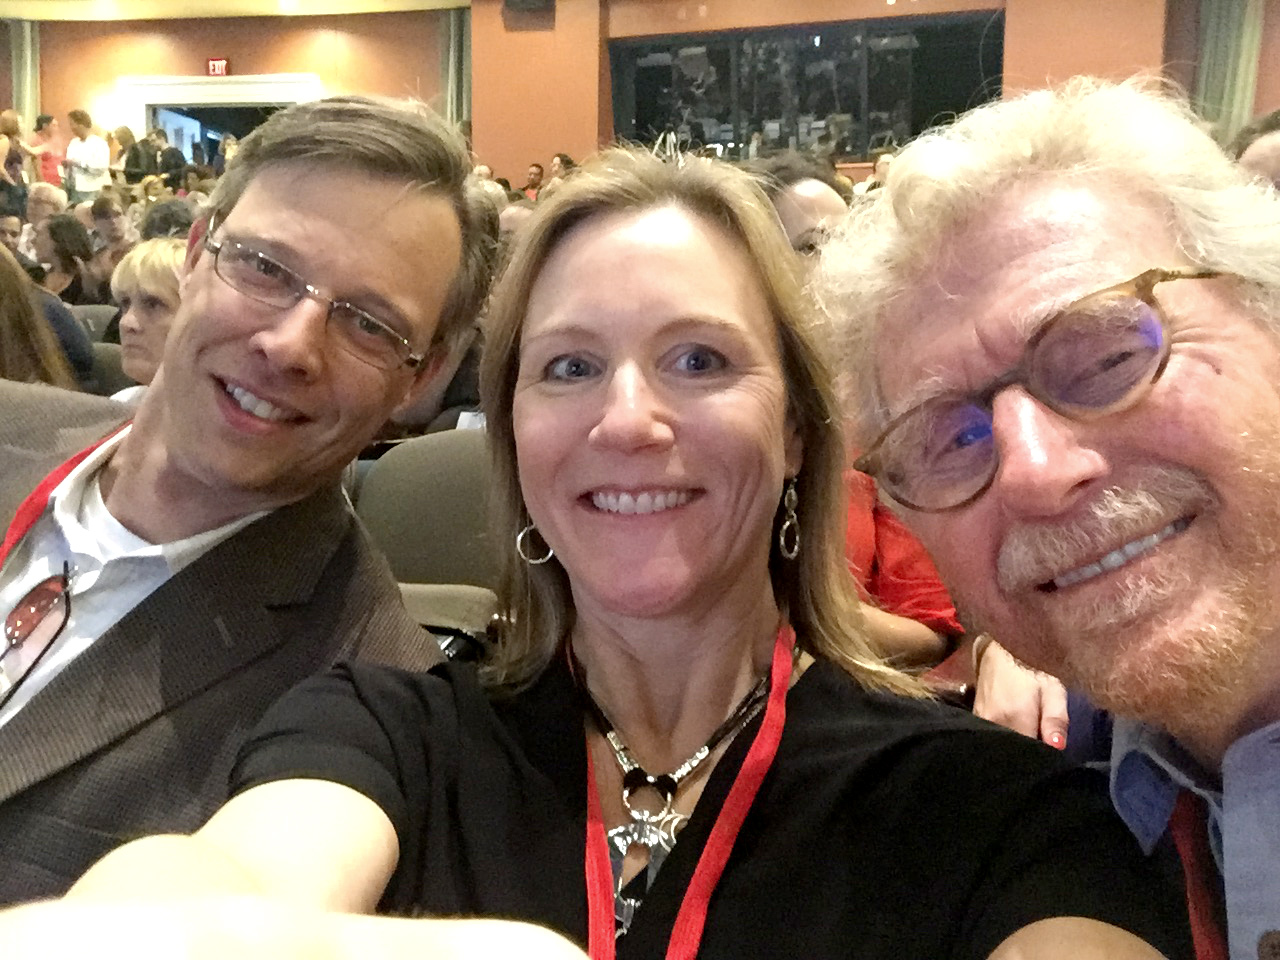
[0,80,1277,957]
[0,110,217,392]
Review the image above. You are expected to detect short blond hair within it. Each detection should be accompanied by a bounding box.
[110,238,185,306]
[28,181,68,211]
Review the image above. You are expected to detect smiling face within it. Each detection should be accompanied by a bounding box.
[875,177,1280,748]
[148,162,461,505]
[513,205,801,623]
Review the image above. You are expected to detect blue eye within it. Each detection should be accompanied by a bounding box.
[546,355,598,381]
[916,401,993,470]
[673,346,726,374]
[949,420,993,451]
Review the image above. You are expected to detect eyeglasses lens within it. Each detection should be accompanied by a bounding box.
[2,573,70,696]
[217,245,293,308]
[329,307,408,370]
[882,295,1167,510]
[214,243,407,371]
[1029,295,1166,412]
[884,400,995,510]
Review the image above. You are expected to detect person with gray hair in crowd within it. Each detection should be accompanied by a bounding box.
[0,94,494,907]
[816,77,1280,959]
[18,180,67,262]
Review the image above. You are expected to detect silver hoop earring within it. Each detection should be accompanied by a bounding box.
[516,523,554,565]
[778,479,800,561]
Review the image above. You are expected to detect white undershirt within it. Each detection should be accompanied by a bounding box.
[0,427,266,727]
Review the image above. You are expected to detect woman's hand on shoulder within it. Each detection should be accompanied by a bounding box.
[972,637,1069,750]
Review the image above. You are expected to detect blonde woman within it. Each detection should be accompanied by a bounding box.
[108,237,184,403]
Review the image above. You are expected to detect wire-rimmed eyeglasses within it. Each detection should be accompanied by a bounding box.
[203,218,426,372]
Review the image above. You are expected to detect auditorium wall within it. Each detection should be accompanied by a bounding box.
[8,0,1279,184]
[470,0,1179,183]
[36,11,444,142]
[1255,2,1280,115]
[0,22,12,112]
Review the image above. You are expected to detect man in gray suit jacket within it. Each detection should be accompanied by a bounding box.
[0,95,492,901]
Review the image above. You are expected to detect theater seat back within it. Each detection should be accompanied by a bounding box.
[89,342,139,397]
[355,429,496,588]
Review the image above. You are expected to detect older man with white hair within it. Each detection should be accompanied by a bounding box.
[18,181,67,262]
[817,78,1280,959]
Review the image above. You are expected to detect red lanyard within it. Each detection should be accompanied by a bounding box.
[583,624,796,960]
[1168,790,1228,960]
[0,427,125,569]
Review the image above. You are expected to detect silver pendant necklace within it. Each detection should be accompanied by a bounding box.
[575,659,768,937]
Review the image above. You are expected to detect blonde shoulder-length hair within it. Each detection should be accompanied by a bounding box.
[478,148,922,698]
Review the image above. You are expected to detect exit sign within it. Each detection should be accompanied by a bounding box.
[207,58,229,77]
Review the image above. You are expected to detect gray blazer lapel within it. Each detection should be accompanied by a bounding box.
[0,485,353,803]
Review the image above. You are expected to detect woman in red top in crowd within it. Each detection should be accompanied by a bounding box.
[846,469,963,667]
[752,153,964,670]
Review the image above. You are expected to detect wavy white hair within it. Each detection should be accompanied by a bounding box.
[813,76,1280,448]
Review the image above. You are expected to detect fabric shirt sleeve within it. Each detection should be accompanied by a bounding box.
[867,500,963,635]
[84,137,111,177]
[845,470,964,635]
[38,293,96,389]
[229,663,437,842]
[900,729,1196,960]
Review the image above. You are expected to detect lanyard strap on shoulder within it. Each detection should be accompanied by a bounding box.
[0,426,126,569]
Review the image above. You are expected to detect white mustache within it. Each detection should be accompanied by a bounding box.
[996,469,1213,593]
